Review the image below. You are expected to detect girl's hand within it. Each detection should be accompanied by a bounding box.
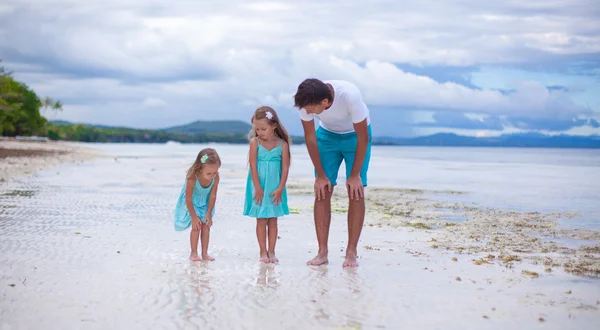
[192,216,202,231]
[253,186,264,205]
[206,215,213,229]
[270,187,283,206]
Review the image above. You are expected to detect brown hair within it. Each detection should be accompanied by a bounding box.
[293,78,333,109]
[248,106,292,145]
[186,148,221,180]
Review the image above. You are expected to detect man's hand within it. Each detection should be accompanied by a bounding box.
[346,175,364,201]
[314,176,332,200]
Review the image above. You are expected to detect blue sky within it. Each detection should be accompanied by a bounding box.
[1,0,599,137]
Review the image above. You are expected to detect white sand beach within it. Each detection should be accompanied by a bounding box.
[0,139,102,183]
[0,142,599,329]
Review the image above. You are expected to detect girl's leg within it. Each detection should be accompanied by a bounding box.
[267,217,278,263]
[200,223,215,261]
[257,218,269,262]
[190,226,201,261]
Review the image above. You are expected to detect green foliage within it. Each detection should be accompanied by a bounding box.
[0,75,47,136]
[1,59,61,137]
[45,123,251,143]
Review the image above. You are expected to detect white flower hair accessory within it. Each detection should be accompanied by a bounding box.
[265,111,274,120]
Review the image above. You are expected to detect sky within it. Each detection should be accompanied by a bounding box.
[1,0,599,137]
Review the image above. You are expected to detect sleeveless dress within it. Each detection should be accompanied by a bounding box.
[243,138,290,218]
[173,177,215,231]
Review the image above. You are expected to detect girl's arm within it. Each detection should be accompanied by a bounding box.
[249,138,261,190]
[278,141,290,190]
[206,173,219,218]
[185,177,198,219]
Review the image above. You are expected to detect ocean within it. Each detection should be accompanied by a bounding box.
[89,142,600,229]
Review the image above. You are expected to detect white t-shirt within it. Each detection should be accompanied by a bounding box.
[299,80,370,134]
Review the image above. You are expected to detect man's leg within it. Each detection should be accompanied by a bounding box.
[342,128,372,267]
[307,128,343,266]
[306,186,334,265]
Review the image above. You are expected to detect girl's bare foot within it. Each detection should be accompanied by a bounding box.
[202,254,215,261]
[189,254,202,261]
[259,253,269,263]
[306,254,329,266]
[268,252,279,264]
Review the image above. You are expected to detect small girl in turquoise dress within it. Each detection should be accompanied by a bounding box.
[174,148,221,261]
[243,106,291,263]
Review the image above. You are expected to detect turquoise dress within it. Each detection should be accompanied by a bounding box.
[243,138,289,218]
[174,177,215,231]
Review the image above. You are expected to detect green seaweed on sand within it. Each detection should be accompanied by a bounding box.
[403,222,431,230]
[2,190,36,197]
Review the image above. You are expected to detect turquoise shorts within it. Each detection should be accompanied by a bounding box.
[316,125,372,187]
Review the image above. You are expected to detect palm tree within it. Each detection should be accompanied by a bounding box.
[41,96,63,117]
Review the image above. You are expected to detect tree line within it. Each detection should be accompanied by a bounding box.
[46,123,252,143]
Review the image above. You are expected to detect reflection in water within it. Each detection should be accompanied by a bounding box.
[183,262,215,325]
[307,266,331,323]
[341,268,366,329]
[343,267,363,295]
[255,263,279,288]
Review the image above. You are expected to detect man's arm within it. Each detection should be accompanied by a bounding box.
[301,119,327,179]
[350,118,369,178]
[346,83,370,180]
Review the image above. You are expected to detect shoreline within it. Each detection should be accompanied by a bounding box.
[0,138,103,184]
[286,183,600,279]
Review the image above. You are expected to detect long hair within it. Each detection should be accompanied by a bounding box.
[186,148,221,180]
[248,106,292,145]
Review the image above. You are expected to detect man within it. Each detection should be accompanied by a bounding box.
[293,78,372,268]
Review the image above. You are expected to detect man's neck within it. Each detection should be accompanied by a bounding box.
[326,83,335,109]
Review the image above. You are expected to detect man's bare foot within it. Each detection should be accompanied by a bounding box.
[306,254,329,266]
[259,253,269,263]
[342,255,359,268]
[268,252,279,264]
[202,254,215,261]
[189,254,202,261]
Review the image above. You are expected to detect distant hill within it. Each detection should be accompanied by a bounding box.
[48,120,600,148]
[162,120,252,135]
[373,133,600,148]
[50,120,73,126]
[51,119,253,135]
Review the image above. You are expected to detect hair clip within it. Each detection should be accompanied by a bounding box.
[265,111,273,120]
[201,154,209,163]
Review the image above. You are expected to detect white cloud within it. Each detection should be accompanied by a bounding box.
[0,0,598,134]
[143,97,167,108]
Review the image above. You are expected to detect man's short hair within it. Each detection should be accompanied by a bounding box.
[293,78,333,109]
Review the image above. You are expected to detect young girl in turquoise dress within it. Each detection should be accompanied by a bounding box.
[174,148,221,261]
[243,106,291,263]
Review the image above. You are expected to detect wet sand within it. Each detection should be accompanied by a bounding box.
[1,144,599,329]
[0,139,102,183]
